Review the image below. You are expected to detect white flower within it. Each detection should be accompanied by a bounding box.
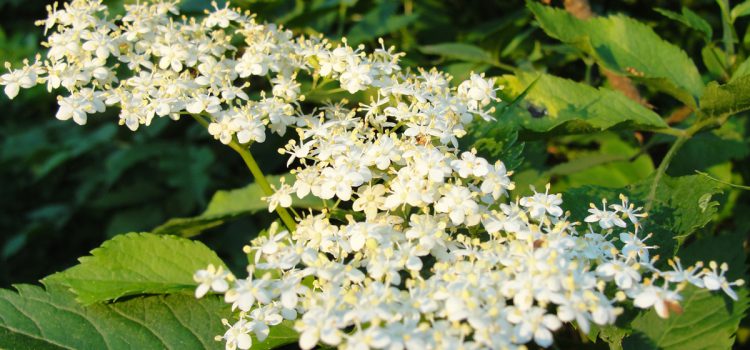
[434,184,480,226]
[632,283,682,318]
[352,184,386,220]
[248,222,289,264]
[236,52,268,77]
[219,318,253,350]
[194,264,233,298]
[187,93,222,115]
[610,194,647,227]
[271,74,301,102]
[1,63,38,99]
[233,115,267,144]
[339,63,373,93]
[596,259,641,290]
[480,161,515,201]
[663,258,704,287]
[224,273,273,312]
[450,150,490,178]
[155,42,188,72]
[507,306,562,347]
[702,261,745,301]
[343,326,390,350]
[263,179,294,212]
[620,231,655,262]
[457,73,498,110]
[297,308,343,349]
[81,28,117,59]
[205,1,241,28]
[208,116,237,144]
[520,184,563,219]
[585,199,626,229]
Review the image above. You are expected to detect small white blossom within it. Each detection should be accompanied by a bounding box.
[194,264,233,298]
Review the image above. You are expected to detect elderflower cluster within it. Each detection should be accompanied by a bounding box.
[200,106,744,349]
[1,0,445,139]
[2,1,743,349]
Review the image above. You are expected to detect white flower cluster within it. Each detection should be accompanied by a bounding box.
[2,1,743,349]
[200,118,744,350]
[0,0,448,139]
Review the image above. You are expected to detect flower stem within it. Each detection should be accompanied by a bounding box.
[227,142,298,232]
[192,114,298,232]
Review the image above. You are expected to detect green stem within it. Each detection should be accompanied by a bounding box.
[651,127,688,137]
[645,133,689,211]
[645,118,719,211]
[227,142,298,232]
[192,114,298,232]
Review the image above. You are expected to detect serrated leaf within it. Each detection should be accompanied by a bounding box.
[565,174,722,259]
[44,232,227,304]
[419,43,495,65]
[700,75,750,117]
[655,7,712,42]
[153,174,323,237]
[500,72,667,134]
[623,231,749,350]
[529,2,704,106]
[0,284,297,350]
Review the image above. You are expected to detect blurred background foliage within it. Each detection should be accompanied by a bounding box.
[2,0,750,345]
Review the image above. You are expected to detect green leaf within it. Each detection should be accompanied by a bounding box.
[551,133,654,191]
[700,75,750,117]
[565,174,722,258]
[701,44,729,80]
[529,2,704,106]
[0,284,298,350]
[655,7,713,42]
[732,56,750,81]
[731,1,750,21]
[152,174,323,237]
[623,231,749,350]
[464,120,524,170]
[346,1,418,44]
[44,232,227,304]
[500,72,667,134]
[669,118,750,176]
[419,43,496,65]
[624,287,749,350]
